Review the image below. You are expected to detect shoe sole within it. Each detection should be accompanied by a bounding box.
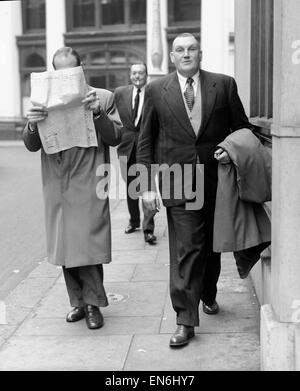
[86,324,104,329]
[125,227,140,234]
[85,320,104,329]
[203,309,219,315]
[169,333,195,348]
[66,316,85,322]
[66,314,85,322]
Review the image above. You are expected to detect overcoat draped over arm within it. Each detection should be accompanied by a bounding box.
[213,128,271,253]
[23,88,122,268]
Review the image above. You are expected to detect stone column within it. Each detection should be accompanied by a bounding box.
[261,0,300,371]
[234,0,251,116]
[46,0,66,70]
[146,0,168,81]
[201,0,234,76]
[0,1,22,119]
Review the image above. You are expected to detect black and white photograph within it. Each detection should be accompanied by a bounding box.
[0,0,299,377]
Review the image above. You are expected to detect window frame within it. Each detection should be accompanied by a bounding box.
[66,0,147,32]
[168,0,201,27]
[22,0,46,34]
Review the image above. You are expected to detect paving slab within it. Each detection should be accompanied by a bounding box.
[156,249,170,264]
[103,264,137,282]
[5,277,57,309]
[27,260,62,279]
[111,235,148,250]
[0,337,5,350]
[0,325,18,342]
[104,282,168,318]
[132,264,169,282]
[16,316,161,337]
[160,292,259,334]
[217,275,249,293]
[34,281,168,319]
[124,333,260,371]
[0,335,132,371]
[4,304,33,325]
[111,249,158,265]
[32,284,75,318]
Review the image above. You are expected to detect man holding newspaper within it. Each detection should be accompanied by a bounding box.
[23,47,122,330]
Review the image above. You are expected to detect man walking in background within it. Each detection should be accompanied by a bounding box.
[115,63,157,245]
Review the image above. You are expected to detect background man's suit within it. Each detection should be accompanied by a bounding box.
[115,84,156,234]
[137,69,253,326]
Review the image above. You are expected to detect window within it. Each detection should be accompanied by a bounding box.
[73,0,95,27]
[130,0,147,24]
[67,0,146,31]
[22,0,45,32]
[19,50,46,116]
[168,0,201,25]
[250,0,273,119]
[80,47,145,91]
[102,0,124,25]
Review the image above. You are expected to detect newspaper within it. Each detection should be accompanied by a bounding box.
[30,66,98,154]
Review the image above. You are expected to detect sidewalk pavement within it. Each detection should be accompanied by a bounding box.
[0,199,260,371]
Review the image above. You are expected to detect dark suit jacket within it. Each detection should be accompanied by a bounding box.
[136,69,253,207]
[114,85,141,159]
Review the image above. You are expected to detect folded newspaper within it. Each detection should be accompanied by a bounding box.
[30,66,98,154]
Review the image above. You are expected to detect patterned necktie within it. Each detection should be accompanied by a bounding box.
[132,88,141,122]
[184,77,194,111]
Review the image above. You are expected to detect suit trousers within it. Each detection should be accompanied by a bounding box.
[201,197,221,306]
[127,147,156,232]
[167,200,221,327]
[62,265,109,308]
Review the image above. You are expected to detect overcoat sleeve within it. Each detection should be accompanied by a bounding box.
[227,76,254,132]
[94,90,122,147]
[136,84,159,193]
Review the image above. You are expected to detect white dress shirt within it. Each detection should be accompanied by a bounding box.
[132,85,145,126]
[177,71,200,100]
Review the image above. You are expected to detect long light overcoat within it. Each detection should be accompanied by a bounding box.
[23,87,122,268]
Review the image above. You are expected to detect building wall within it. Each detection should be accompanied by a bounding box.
[201,0,234,76]
[0,0,234,136]
[0,1,22,120]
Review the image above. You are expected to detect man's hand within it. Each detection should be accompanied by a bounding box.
[26,106,48,131]
[82,90,102,115]
[142,191,160,212]
[214,148,231,164]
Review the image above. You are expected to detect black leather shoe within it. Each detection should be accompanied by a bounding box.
[144,232,157,245]
[66,307,85,322]
[84,305,104,329]
[202,300,219,315]
[169,325,195,347]
[125,224,140,234]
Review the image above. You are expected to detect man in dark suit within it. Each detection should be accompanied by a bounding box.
[137,33,253,347]
[115,63,157,244]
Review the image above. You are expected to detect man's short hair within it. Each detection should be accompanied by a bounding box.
[130,62,148,75]
[52,47,82,69]
[172,33,200,50]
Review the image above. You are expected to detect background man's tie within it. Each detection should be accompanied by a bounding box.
[132,88,141,121]
[184,77,194,111]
